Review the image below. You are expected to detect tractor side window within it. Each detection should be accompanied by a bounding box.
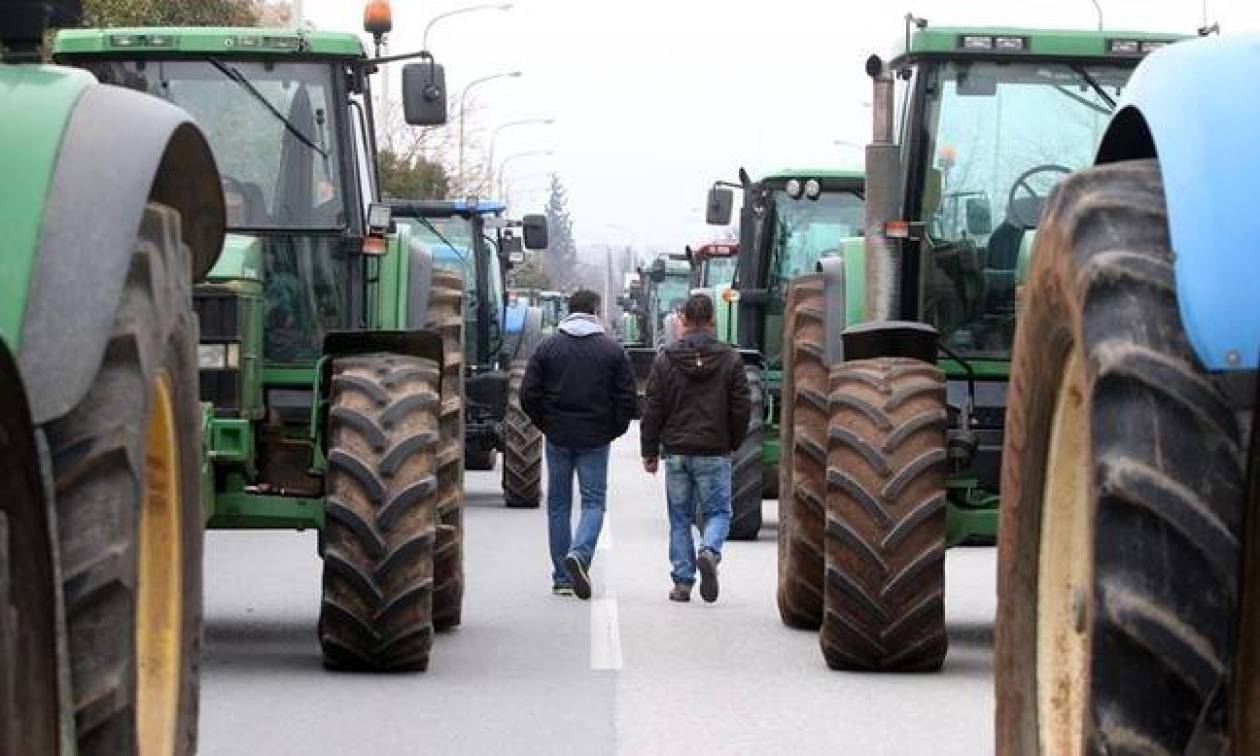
[263,237,348,364]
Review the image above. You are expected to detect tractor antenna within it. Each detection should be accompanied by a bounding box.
[1090,0,1104,30]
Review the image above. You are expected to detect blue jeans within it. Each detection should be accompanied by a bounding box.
[546,441,610,585]
[665,454,732,585]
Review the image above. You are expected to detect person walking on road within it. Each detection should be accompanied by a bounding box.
[640,293,750,603]
[521,289,638,600]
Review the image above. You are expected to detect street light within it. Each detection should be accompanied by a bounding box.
[423,2,514,51]
[488,118,555,190]
[497,149,554,199]
[456,70,523,191]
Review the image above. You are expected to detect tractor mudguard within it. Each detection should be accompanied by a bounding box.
[1095,33,1260,371]
[18,81,224,424]
[322,330,446,376]
[841,320,939,364]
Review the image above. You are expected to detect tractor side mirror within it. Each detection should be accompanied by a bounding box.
[402,62,448,125]
[965,197,993,236]
[522,214,548,250]
[706,187,734,225]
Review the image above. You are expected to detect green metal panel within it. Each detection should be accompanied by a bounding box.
[0,64,95,348]
[207,416,253,465]
[263,366,320,387]
[208,491,324,530]
[838,236,867,327]
[54,27,364,58]
[897,27,1188,62]
[375,229,409,331]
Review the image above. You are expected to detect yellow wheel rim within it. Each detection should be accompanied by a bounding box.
[1036,352,1093,755]
[137,373,182,755]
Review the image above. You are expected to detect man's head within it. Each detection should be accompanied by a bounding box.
[569,289,601,316]
[681,293,715,331]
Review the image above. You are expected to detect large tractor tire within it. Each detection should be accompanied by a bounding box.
[778,274,826,629]
[41,204,204,754]
[427,271,465,631]
[820,357,948,672]
[319,354,443,671]
[503,361,543,508]
[728,365,765,541]
[996,160,1245,754]
[0,349,62,756]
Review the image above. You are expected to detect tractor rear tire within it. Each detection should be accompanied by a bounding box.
[42,204,204,754]
[996,160,1244,754]
[503,361,543,509]
[427,271,465,631]
[728,365,764,541]
[319,354,442,671]
[0,349,62,756]
[778,275,826,630]
[465,448,497,471]
[820,357,948,672]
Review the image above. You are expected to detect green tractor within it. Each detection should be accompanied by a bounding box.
[54,15,472,672]
[1,2,225,752]
[704,169,866,540]
[386,200,549,505]
[768,20,1186,670]
[616,272,646,345]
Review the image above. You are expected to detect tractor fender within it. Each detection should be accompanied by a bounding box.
[1095,33,1260,371]
[20,82,224,424]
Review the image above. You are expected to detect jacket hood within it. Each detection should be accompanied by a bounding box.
[665,331,727,378]
[557,313,605,337]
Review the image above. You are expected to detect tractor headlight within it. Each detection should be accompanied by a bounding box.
[804,179,822,200]
[198,343,241,370]
[785,179,803,199]
[199,344,227,370]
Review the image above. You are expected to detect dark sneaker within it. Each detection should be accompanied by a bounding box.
[698,550,720,603]
[552,584,575,597]
[669,583,692,602]
[564,554,592,600]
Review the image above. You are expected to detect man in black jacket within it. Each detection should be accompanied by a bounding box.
[521,289,637,599]
[641,293,751,603]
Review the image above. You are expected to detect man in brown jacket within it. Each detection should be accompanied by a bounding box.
[640,293,751,603]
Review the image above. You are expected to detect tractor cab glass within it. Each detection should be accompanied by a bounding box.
[770,189,864,284]
[916,60,1128,358]
[82,58,353,364]
[702,255,737,287]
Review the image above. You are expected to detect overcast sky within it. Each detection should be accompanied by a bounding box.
[300,0,1260,251]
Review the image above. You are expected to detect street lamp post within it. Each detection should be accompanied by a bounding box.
[487,118,554,190]
[457,70,523,192]
[423,2,514,51]
[496,149,554,201]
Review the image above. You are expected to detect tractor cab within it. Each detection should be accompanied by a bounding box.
[643,254,692,348]
[706,169,864,368]
[686,242,739,289]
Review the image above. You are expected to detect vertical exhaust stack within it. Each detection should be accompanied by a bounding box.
[864,54,902,321]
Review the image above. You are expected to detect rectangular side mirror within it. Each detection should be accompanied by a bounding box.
[522,214,548,250]
[706,187,734,225]
[402,62,448,126]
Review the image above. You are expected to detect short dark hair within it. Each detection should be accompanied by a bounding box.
[569,289,600,315]
[682,293,714,325]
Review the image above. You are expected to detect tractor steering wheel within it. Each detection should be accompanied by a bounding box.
[1005,164,1072,228]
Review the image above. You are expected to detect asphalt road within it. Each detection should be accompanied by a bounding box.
[200,425,997,755]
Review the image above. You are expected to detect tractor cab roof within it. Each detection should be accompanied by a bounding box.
[758,168,864,192]
[386,199,508,219]
[890,26,1190,67]
[53,27,366,58]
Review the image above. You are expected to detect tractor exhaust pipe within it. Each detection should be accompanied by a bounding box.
[864,55,902,321]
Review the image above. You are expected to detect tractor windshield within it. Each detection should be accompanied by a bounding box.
[702,256,737,287]
[81,59,345,230]
[916,60,1131,359]
[770,189,864,284]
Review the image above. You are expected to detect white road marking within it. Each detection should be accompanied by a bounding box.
[590,593,624,670]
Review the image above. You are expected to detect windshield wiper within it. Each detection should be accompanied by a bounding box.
[414,216,469,264]
[1069,65,1116,113]
[207,58,327,158]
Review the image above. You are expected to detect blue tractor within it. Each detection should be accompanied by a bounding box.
[995,31,1260,754]
[388,200,549,507]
